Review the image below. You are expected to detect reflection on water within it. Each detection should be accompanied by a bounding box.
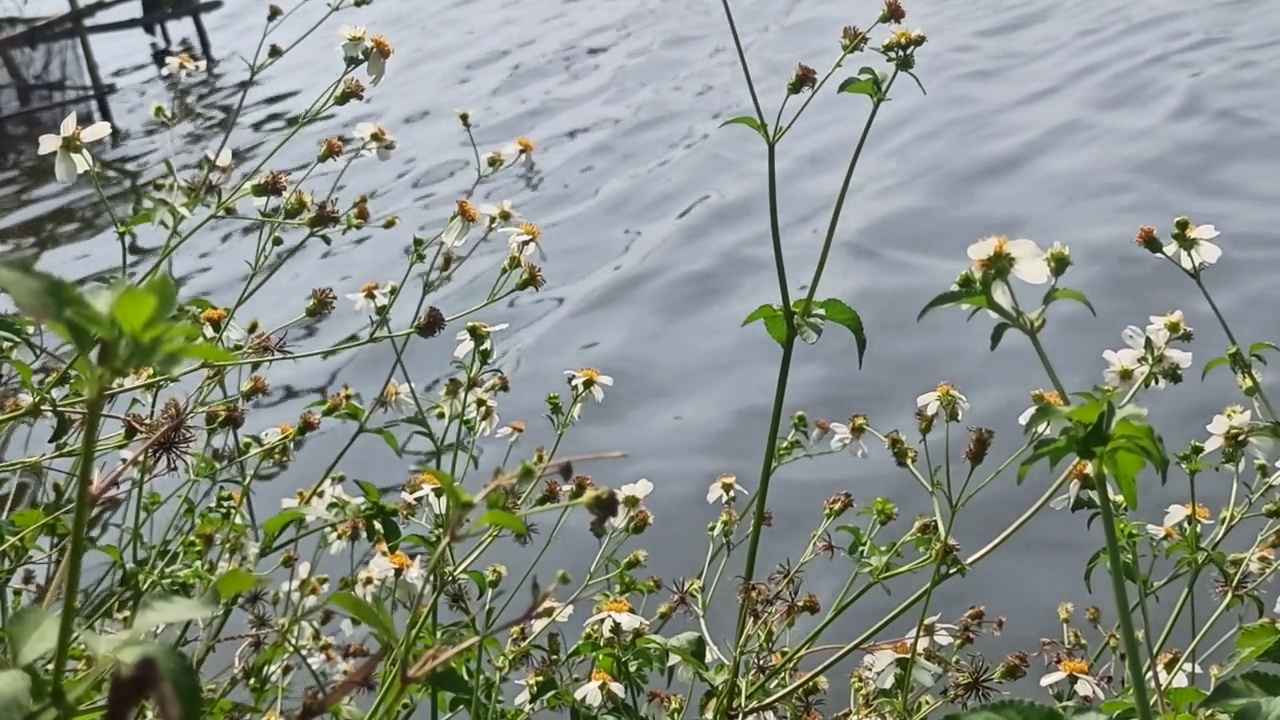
[0,0,1278,665]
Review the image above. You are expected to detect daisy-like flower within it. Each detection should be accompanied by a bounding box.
[910,615,959,647]
[338,25,368,59]
[1145,523,1179,543]
[454,321,508,359]
[829,414,870,457]
[514,674,545,709]
[916,382,969,422]
[706,473,747,505]
[378,380,416,414]
[479,200,519,225]
[495,420,526,443]
[501,222,543,256]
[586,597,646,634]
[1102,347,1143,391]
[442,199,480,247]
[260,423,296,445]
[1121,325,1192,385]
[1163,222,1222,271]
[1051,461,1094,511]
[281,561,329,610]
[566,367,613,402]
[966,235,1049,311]
[37,111,112,184]
[612,478,654,528]
[863,641,940,690]
[162,53,207,79]
[465,391,500,436]
[1203,406,1251,455]
[1017,388,1067,433]
[204,147,233,173]
[500,136,536,166]
[531,598,574,635]
[1039,657,1105,699]
[346,281,397,313]
[1148,650,1202,689]
[1163,502,1213,528]
[366,548,426,587]
[354,122,396,160]
[366,34,394,85]
[1148,310,1193,342]
[574,669,623,708]
[402,472,447,515]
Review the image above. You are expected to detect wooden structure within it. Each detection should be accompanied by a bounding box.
[0,0,223,126]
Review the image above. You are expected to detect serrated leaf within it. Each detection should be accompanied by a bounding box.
[1236,698,1280,720]
[371,427,402,456]
[666,631,709,671]
[742,303,787,347]
[719,115,767,138]
[1228,623,1280,669]
[112,286,159,336]
[213,569,262,600]
[6,606,59,666]
[816,298,867,367]
[939,699,1066,720]
[262,508,307,545]
[0,264,107,355]
[328,591,397,645]
[479,509,528,535]
[133,594,218,632]
[837,76,878,97]
[1043,287,1096,316]
[0,669,32,718]
[990,322,1013,351]
[917,289,981,321]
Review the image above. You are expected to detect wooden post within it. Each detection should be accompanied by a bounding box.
[187,0,213,63]
[64,0,113,125]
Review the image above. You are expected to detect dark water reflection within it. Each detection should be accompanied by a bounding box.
[1,0,1278,681]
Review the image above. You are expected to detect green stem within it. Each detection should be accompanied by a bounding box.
[1192,274,1278,419]
[1093,471,1154,720]
[1027,331,1066,398]
[50,387,105,709]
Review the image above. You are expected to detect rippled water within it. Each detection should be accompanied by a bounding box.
[3,0,1278,659]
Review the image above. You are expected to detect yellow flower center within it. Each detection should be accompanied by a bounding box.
[578,368,601,383]
[387,551,414,571]
[201,308,228,325]
[590,669,614,683]
[602,598,632,613]
[508,421,526,434]
[935,382,956,399]
[1068,461,1091,483]
[1158,525,1179,541]
[890,640,912,655]
[516,137,536,153]
[717,474,737,491]
[277,423,295,438]
[519,222,542,241]
[1186,503,1211,522]
[975,236,1012,274]
[359,281,381,296]
[412,471,442,489]
[1059,659,1090,676]
[369,34,394,58]
[456,199,479,224]
[1031,389,1064,407]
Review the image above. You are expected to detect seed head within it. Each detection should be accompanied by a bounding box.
[415,307,447,338]
[787,63,818,95]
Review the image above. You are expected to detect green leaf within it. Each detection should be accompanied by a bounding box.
[328,591,397,645]
[1207,671,1280,709]
[838,76,878,97]
[989,322,1013,351]
[917,289,981,321]
[142,271,179,321]
[1104,446,1145,511]
[1236,698,1280,720]
[1228,622,1280,669]
[743,304,786,347]
[793,307,824,345]
[371,428,402,456]
[132,594,218,632]
[213,569,263,600]
[0,669,32,718]
[112,642,202,720]
[262,508,307,545]
[7,605,59,666]
[719,115,767,138]
[1166,686,1208,711]
[816,298,867,367]
[1043,287,1096,316]
[1202,355,1230,380]
[479,509,528,535]
[939,699,1065,720]
[178,343,235,363]
[665,631,708,671]
[112,286,160,336]
[0,264,107,354]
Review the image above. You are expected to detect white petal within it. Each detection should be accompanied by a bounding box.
[966,237,997,261]
[1201,435,1224,454]
[79,121,112,142]
[1039,670,1066,687]
[54,150,77,183]
[1197,241,1222,265]
[1017,406,1036,426]
[37,134,61,155]
[1190,224,1219,240]
[60,112,77,136]
[990,280,1014,312]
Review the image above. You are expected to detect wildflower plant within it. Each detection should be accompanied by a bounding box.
[2,1,1280,720]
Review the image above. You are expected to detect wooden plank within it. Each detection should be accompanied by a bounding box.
[2,1,224,44]
[0,86,117,122]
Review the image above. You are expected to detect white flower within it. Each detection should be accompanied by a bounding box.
[378,381,416,414]
[706,473,747,504]
[1163,224,1222,271]
[495,421,526,443]
[863,642,940,690]
[500,137,537,166]
[1149,656,1202,689]
[281,562,328,610]
[402,473,447,515]
[966,235,1049,310]
[346,281,396,313]
[366,549,426,589]
[910,615,958,647]
[1123,325,1193,384]
[1203,406,1251,455]
[1040,658,1105,698]
[1145,523,1178,542]
[1017,389,1068,433]
[586,597,646,634]
[1148,310,1192,341]
[574,670,623,708]
[613,478,653,528]
[260,424,296,445]
[365,34,393,85]
[1051,462,1094,511]
[454,322,508,358]
[204,147,233,173]
[829,417,869,457]
[514,675,541,708]
[465,392,500,436]
[354,122,396,160]
[1102,347,1143,390]
[162,53,206,78]
[1163,503,1213,528]
[338,25,369,58]
[566,367,613,402]
[37,111,112,184]
[916,382,968,421]
[531,599,574,635]
[500,222,544,257]
[479,200,519,224]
